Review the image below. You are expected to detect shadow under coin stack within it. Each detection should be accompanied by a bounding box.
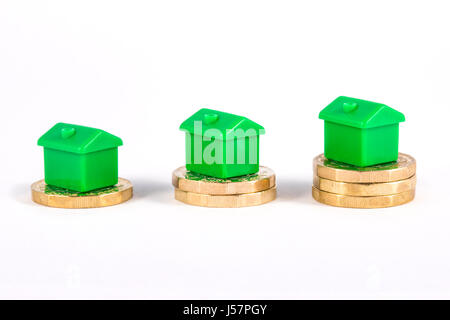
[172,166,277,208]
[312,153,416,208]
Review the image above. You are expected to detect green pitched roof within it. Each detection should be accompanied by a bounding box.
[38,123,123,154]
[180,108,265,140]
[319,96,405,129]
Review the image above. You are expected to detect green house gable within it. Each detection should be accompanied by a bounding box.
[38,123,122,192]
[319,96,405,128]
[38,123,123,154]
[179,108,265,140]
[180,109,264,178]
[319,96,405,167]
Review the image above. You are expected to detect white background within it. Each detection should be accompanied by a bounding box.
[0,0,449,299]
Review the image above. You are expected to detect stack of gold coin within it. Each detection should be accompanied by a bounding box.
[312,153,416,208]
[172,166,277,207]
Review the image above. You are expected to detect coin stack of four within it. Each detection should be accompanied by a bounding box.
[312,153,416,208]
[173,166,277,207]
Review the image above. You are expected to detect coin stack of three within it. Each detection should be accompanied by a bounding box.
[312,153,416,208]
[172,166,277,207]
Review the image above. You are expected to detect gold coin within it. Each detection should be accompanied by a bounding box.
[314,153,416,183]
[313,175,416,196]
[174,186,277,208]
[31,178,133,209]
[312,186,415,208]
[172,166,276,195]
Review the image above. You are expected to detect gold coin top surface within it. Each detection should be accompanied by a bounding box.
[172,166,276,195]
[31,178,133,209]
[174,186,277,208]
[313,175,416,196]
[312,186,415,209]
[314,153,416,183]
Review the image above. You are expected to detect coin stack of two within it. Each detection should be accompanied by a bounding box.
[312,153,416,208]
[172,166,277,207]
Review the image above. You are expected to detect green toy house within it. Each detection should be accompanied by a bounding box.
[319,96,405,167]
[38,123,123,192]
[180,108,265,178]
